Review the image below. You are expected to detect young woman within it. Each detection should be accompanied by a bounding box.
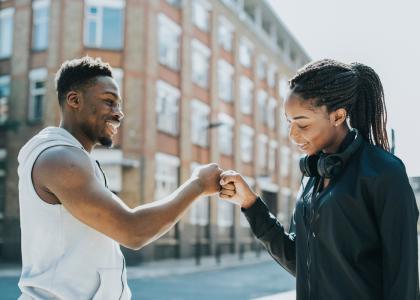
[219,59,419,299]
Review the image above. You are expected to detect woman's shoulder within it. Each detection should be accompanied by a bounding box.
[359,142,407,176]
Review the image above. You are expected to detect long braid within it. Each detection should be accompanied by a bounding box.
[289,59,390,151]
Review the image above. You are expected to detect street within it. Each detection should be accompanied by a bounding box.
[128,261,294,299]
[0,259,295,300]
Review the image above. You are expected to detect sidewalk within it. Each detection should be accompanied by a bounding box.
[127,251,272,279]
[0,251,273,279]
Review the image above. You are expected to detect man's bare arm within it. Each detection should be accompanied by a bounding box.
[33,146,221,249]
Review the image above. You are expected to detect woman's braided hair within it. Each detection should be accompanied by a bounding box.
[289,59,390,151]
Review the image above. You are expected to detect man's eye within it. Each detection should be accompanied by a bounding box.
[298,125,309,129]
[105,100,114,105]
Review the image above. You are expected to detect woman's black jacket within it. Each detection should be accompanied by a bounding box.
[243,138,420,300]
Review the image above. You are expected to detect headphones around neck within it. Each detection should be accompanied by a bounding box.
[299,129,362,179]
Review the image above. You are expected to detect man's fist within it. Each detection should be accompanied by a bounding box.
[191,163,223,196]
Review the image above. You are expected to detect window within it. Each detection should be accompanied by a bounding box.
[217,59,234,102]
[166,0,181,6]
[218,15,233,52]
[0,75,10,125]
[257,90,267,124]
[191,39,211,88]
[112,68,123,96]
[158,13,181,70]
[279,77,289,99]
[84,0,125,50]
[239,37,253,68]
[240,76,253,115]
[0,7,14,58]
[267,64,277,88]
[28,68,47,122]
[155,153,180,200]
[218,113,234,156]
[279,106,289,138]
[268,140,278,172]
[240,125,254,163]
[190,163,210,225]
[257,55,267,80]
[217,199,233,227]
[280,147,290,177]
[156,80,180,135]
[258,134,268,169]
[190,100,210,147]
[192,0,211,32]
[32,0,50,51]
[267,97,277,129]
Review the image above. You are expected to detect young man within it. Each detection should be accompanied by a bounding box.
[17,57,230,299]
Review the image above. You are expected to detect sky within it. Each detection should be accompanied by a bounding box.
[268,0,420,177]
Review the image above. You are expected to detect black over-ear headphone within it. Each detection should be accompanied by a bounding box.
[299,129,362,178]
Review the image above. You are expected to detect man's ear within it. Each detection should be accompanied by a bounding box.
[330,108,347,127]
[66,91,81,110]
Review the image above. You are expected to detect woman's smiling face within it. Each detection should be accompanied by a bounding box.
[284,94,346,156]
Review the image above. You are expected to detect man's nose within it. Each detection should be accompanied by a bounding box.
[114,106,124,121]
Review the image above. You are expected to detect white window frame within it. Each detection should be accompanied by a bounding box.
[84,0,125,50]
[257,55,268,80]
[156,80,180,136]
[239,37,254,68]
[218,113,234,156]
[32,0,50,51]
[0,7,14,59]
[217,199,234,227]
[0,75,10,125]
[155,153,180,201]
[258,134,268,169]
[191,39,211,88]
[192,0,211,32]
[217,59,234,102]
[240,76,254,115]
[279,106,289,138]
[279,77,289,99]
[218,15,233,52]
[267,97,277,129]
[112,68,123,96]
[280,147,291,177]
[190,99,210,147]
[257,90,267,124]
[240,125,254,163]
[28,68,48,122]
[158,13,181,71]
[267,64,277,88]
[190,162,210,225]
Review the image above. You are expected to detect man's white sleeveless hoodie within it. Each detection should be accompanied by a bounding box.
[17,127,131,300]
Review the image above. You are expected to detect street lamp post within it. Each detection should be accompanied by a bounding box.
[195,122,224,266]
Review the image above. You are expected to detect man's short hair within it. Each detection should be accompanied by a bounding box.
[55,56,113,106]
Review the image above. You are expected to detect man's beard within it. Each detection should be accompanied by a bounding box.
[99,136,113,148]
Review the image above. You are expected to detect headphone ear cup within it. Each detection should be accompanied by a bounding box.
[300,155,320,177]
[318,155,343,178]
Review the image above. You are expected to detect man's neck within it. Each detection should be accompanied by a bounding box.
[59,121,95,152]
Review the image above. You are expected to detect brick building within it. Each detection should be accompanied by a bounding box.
[0,0,309,263]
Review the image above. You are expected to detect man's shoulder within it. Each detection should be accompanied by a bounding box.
[34,145,94,179]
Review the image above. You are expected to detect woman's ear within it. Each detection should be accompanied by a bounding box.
[330,108,347,127]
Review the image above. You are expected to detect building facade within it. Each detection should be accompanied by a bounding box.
[0,0,310,263]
